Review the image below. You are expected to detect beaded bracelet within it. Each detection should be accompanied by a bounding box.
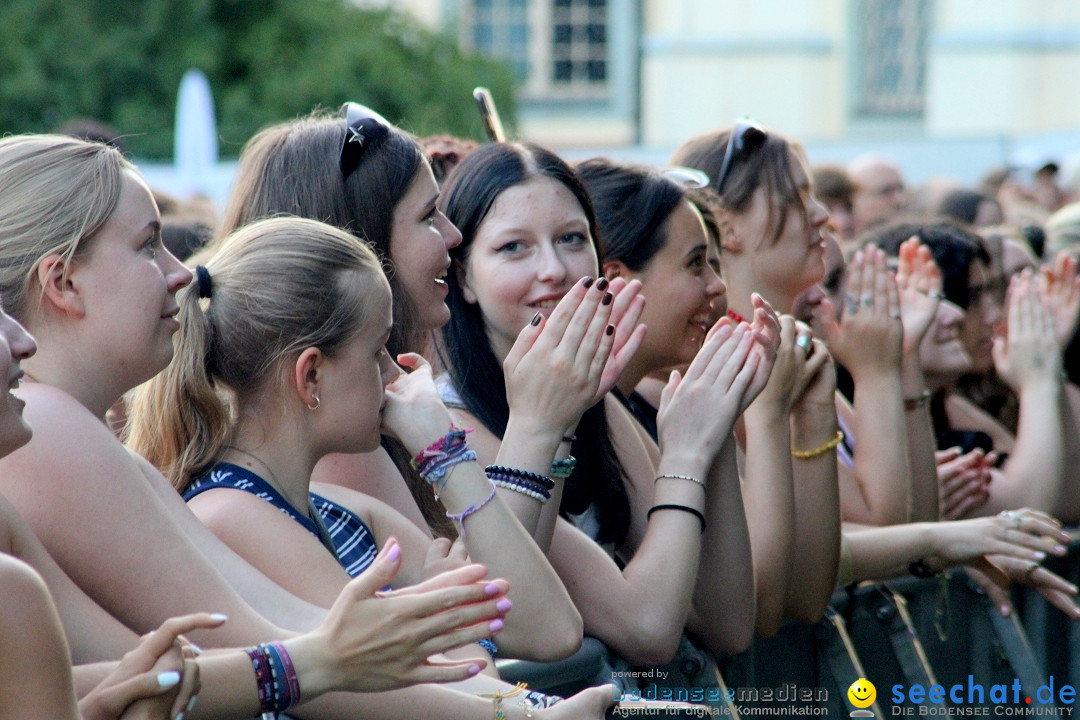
[791,430,845,459]
[491,477,550,502]
[484,465,555,490]
[446,482,498,539]
[655,473,705,489]
[647,503,706,533]
[550,455,577,480]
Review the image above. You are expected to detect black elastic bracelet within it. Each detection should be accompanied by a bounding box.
[647,504,706,533]
[484,465,554,490]
[908,558,938,578]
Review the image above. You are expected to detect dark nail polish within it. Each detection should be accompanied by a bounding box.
[582,277,594,288]
[602,292,613,306]
[606,324,615,335]
[530,312,542,326]
[596,277,609,291]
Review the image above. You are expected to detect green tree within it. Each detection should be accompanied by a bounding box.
[0,0,516,159]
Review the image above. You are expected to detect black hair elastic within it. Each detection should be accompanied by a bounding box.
[195,265,213,299]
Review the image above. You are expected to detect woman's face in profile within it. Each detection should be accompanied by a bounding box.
[0,308,36,457]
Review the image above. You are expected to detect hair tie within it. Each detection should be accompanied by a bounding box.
[195,265,213,299]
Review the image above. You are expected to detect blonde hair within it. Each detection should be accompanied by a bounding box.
[127,216,385,490]
[0,135,133,320]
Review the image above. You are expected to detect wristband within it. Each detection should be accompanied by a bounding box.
[903,389,932,411]
[909,558,938,578]
[647,504,706,533]
[791,430,844,459]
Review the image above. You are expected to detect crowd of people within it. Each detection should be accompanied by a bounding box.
[1,103,1079,720]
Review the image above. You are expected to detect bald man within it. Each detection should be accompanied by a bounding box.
[849,155,907,236]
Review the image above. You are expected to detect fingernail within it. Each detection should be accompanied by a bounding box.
[387,544,401,563]
[596,277,609,291]
[1001,605,1012,616]
[1056,545,1067,554]
[187,642,203,656]
[484,582,500,596]
[530,312,542,326]
[606,324,615,336]
[209,613,228,622]
[186,695,199,712]
[157,671,181,689]
[469,664,481,676]
[496,598,513,613]
[602,292,613,306]
[582,277,594,288]
[489,618,504,633]
[1036,551,1047,560]
[175,713,184,720]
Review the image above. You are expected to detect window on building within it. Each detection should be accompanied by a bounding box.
[460,0,610,100]
[853,0,929,118]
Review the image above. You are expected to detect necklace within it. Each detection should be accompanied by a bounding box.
[223,446,338,556]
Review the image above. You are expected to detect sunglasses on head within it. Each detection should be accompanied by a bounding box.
[714,119,768,194]
[339,102,391,180]
[662,166,711,189]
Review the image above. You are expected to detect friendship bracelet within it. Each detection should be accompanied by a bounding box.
[421,444,478,499]
[478,682,528,720]
[411,424,472,473]
[903,389,933,411]
[244,645,275,714]
[550,455,577,480]
[791,430,845,459]
[484,465,555,490]
[647,504,706,533]
[446,482,498,540]
[654,473,706,489]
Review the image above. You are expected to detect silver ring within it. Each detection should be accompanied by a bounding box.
[795,335,813,353]
[999,510,1022,527]
[860,294,874,307]
[927,291,945,301]
[845,294,859,315]
[1026,562,1040,579]
[889,310,902,319]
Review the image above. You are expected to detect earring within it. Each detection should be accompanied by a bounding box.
[307,395,321,411]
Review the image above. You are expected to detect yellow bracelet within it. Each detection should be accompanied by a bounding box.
[791,430,844,459]
[478,682,528,720]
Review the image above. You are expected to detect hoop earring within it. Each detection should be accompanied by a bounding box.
[307,395,321,411]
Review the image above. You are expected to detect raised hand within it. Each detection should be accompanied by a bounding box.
[894,236,944,356]
[502,276,633,439]
[657,320,759,460]
[820,245,903,380]
[742,293,781,404]
[937,447,993,520]
[992,274,1061,393]
[286,538,514,693]
[78,613,224,720]
[1037,251,1080,349]
[380,354,456,453]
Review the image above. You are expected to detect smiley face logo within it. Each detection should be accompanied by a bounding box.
[848,678,876,709]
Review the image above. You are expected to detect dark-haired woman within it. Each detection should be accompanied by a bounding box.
[870,221,1079,521]
[435,141,764,666]
[215,107,646,661]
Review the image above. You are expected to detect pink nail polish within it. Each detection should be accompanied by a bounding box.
[484,582,500,596]
[387,544,401,563]
[496,598,513,613]
[489,618,504,633]
[468,664,481,676]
